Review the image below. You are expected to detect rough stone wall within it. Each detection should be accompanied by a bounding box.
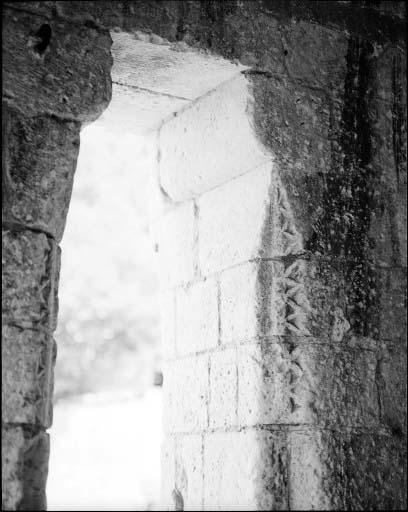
[2,1,407,510]
[2,4,112,509]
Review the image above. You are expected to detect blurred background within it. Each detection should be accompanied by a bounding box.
[46,124,162,510]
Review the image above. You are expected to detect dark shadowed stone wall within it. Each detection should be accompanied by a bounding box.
[2,1,406,510]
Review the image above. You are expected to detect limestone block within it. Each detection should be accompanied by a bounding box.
[150,200,197,289]
[238,341,379,429]
[2,8,112,122]
[198,163,274,276]
[2,108,80,241]
[220,261,285,344]
[221,13,286,73]
[379,342,407,433]
[203,430,288,511]
[280,21,348,92]
[376,267,407,343]
[343,432,407,510]
[19,432,50,511]
[249,74,333,175]
[2,426,25,511]
[289,429,344,510]
[161,436,176,511]
[163,355,208,433]
[176,278,218,356]
[375,43,407,105]
[2,326,54,428]
[209,348,238,429]
[290,429,407,510]
[175,434,204,511]
[2,229,60,332]
[1,427,50,512]
[159,74,270,201]
[159,290,176,361]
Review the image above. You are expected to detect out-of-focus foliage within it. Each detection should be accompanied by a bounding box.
[54,125,160,402]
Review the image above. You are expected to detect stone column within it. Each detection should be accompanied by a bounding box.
[2,5,112,509]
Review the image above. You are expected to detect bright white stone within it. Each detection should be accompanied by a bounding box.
[162,355,208,433]
[159,75,271,201]
[176,279,218,356]
[198,163,273,276]
[209,348,238,429]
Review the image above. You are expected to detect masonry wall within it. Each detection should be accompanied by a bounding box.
[2,1,407,510]
[151,61,407,509]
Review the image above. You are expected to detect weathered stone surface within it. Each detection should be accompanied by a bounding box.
[1,427,50,512]
[176,278,218,356]
[343,432,407,510]
[289,429,344,510]
[2,427,25,511]
[161,436,176,511]
[220,261,284,344]
[209,348,238,429]
[163,355,209,433]
[111,31,244,101]
[2,108,81,241]
[238,341,379,429]
[175,434,203,511]
[2,326,54,428]
[280,20,349,91]
[198,163,273,275]
[150,200,197,288]
[379,341,407,434]
[203,430,288,510]
[249,73,333,175]
[290,429,407,510]
[159,290,176,361]
[3,7,112,122]
[159,74,269,202]
[2,229,59,332]
[20,432,50,512]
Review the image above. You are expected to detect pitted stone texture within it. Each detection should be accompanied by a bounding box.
[289,429,344,510]
[290,429,407,510]
[280,21,348,91]
[175,434,204,511]
[2,109,80,241]
[161,436,176,512]
[2,8,112,122]
[2,230,60,332]
[19,432,49,512]
[260,257,406,342]
[2,327,54,428]
[95,82,188,135]
[379,342,407,434]
[2,427,25,511]
[250,74,333,175]
[150,200,196,289]
[111,31,245,101]
[238,341,379,429]
[209,348,238,429]
[1,427,49,512]
[376,267,407,342]
[344,432,407,510]
[198,163,273,276]
[220,261,284,344]
[203,430,288,511]
[163,355,208,433]
[159,74,270,202]
[176,279,218,356]
[159,290,176,361]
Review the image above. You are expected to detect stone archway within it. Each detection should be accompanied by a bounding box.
[2,2,407,510]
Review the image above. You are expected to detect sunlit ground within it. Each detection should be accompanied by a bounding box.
[47,124,162,510]
[47,389,162,511]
